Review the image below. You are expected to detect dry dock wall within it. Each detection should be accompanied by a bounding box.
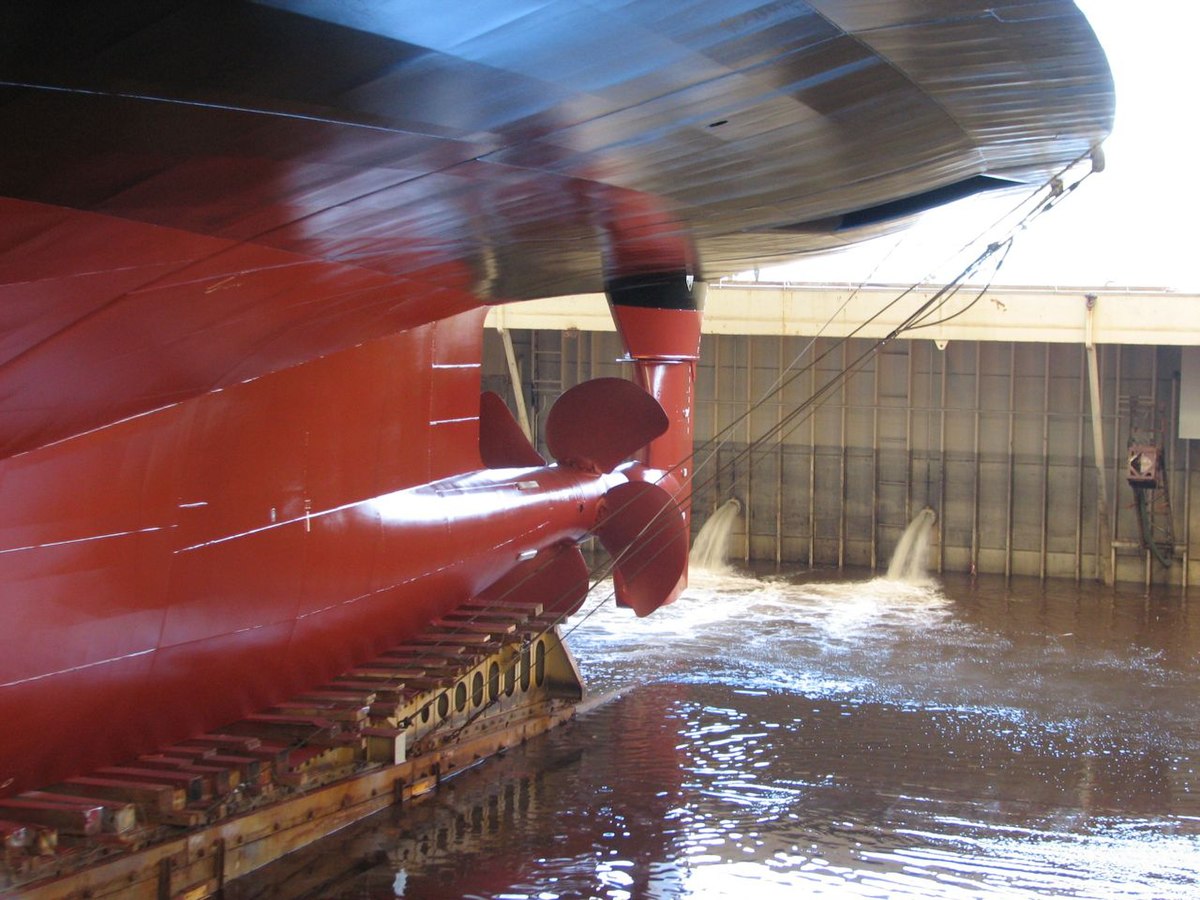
[484,291,1197,588]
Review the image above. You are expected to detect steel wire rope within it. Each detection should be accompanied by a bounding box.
[405,151,1099,651]
[427,162,1089,679]
[678,154,1098,507]
[687,150,1093,478]
[546,155,1103,644]
[682,239,1017,503]
[385,266,1046,749]
[693,153,1095,471]
[426,239,1028,745]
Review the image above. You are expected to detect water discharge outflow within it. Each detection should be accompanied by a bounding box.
[688,498,741,574]
[886,507,937,582]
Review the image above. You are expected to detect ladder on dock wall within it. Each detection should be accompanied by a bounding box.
[530,331,563,452]
[1125,397,1176,570]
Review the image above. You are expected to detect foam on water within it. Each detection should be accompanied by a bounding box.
[573,564,951,651]
[259,563,1200,899]
[568,563,954,702]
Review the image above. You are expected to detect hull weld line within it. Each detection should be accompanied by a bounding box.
[0,526,166,556]
[0,80,418,135]
[0,649,154,689]
[175,498,369,553]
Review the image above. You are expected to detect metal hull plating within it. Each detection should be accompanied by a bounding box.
[0,309,622,795]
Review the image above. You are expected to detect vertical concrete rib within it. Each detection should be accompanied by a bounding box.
[1148,347,1159,587]
[938,344,947,575]
[839,341,848,570]
[714,334,722,506]
[1041,343,1050,581]
[808,341,817,569]
[1076,346,1086,582]
[1111,345,1122,581]
[1006,342,1015,579]
[871,346,880,572]
[906,343,914,535]
[776,334,783,569]
[972,342,982,576]
[745,337,753,564]
[1185,433,1192,590]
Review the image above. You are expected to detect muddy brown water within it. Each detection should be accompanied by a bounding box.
[229,569,1200,898]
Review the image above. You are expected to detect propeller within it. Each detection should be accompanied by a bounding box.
[479,378,688,617]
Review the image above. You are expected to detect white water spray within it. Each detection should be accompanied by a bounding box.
[689,499,741,574]
[886,507,937,582]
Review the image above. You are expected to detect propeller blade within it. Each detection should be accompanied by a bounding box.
[545,378,668,474]
[476,542,590,619]
[594,481,687,617]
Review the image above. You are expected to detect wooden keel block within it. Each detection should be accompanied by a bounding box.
[175,743,287,773]
[384,645,466,657]
[380,660,456,676]
[368,701,403,721]
[53,777,186,813]
[93,767,207,803]
[344,667,410,682]
[439,612,518,623]
[459,600,544,615]
[426,627,506,640]
[204,754,263,782]
[0,798,104,836]
[135,757,240,795]
[297,690,378,705]
[515,621,558,636]
[159,744,218,760]
[0,819,33,851]
[361,727,406,765]
[269,701,369,724]
[188,734,264,752]
[223,715,342,745]
[326,680,411,702]
[20,792,138,834]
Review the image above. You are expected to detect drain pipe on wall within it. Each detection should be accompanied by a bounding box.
[1085,293,1114,586]
[497,327,534,444]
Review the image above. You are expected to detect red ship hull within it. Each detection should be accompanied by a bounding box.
[0,311,489,792]
[0,1,1113,803]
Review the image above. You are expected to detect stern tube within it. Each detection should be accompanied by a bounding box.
[606,270,704,564]
[601,189,704,546]
[370,464,615,596]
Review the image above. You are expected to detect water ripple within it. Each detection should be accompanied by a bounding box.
[231,570,1200,898]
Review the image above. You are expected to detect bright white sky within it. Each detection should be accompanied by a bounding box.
[758,1,1200,292]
